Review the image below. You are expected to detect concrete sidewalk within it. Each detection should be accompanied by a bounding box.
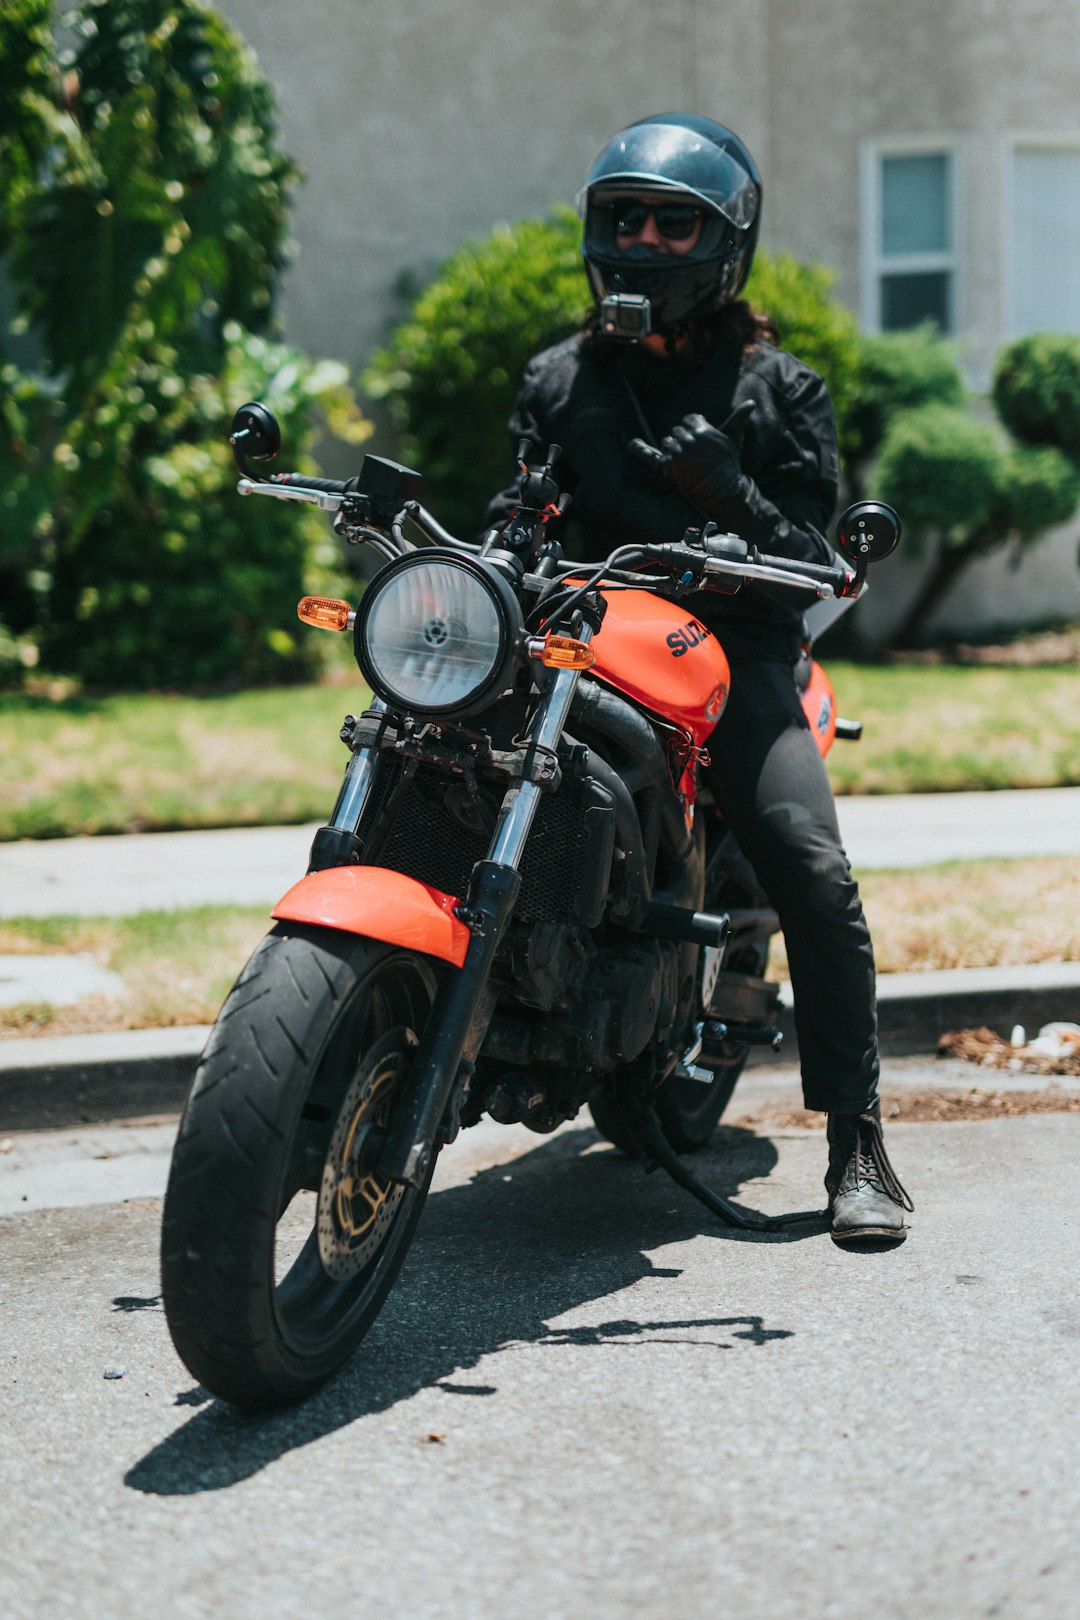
[3,785,1080,919]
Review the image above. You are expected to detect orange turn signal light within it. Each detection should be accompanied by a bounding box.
[536,633,596,670]
[297,596,352,632]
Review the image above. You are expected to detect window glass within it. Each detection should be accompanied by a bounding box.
[881,272,950,331]
[873,149,954,332]
[882,154,950,256]
[1010,147,1080,335]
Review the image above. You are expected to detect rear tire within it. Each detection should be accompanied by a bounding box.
[589,1040,750,1157]
[161,924,437,1409]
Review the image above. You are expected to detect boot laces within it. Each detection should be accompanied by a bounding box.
[854,1111,914,1211]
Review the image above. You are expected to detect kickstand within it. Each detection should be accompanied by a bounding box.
[642,1107,824,1233]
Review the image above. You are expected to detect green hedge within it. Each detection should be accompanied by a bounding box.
[993,333,1080,461]
[364,213,864,534]
[364,207,587,535]
[742,251,862,454]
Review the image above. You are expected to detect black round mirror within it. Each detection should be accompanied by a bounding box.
[229,401,281,462]
[835,500,901,564]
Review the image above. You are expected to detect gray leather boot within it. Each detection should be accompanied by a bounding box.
[825,1101,913,1245]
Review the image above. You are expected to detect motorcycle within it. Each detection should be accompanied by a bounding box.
[161,401,900,1407]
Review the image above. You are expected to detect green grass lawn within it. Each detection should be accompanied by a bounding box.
[0,680,361,839]
[825,661,1080,796]
[2,660,1079,841]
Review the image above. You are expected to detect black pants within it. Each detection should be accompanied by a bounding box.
[703,639,879,1114]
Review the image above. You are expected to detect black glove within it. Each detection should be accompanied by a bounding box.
[630,400,754,516]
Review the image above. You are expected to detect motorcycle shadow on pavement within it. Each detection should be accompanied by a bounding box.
[127,1121,822,1497]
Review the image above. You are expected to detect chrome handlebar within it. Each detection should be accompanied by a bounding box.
[236,479,849,599]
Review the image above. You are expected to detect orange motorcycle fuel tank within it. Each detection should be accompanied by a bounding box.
[589,588,839,770]
[590,589,730,747]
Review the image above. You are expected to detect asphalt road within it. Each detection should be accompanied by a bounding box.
[3,1059,1079,1620]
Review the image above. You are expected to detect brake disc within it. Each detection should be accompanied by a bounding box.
[317,1026,416,1281]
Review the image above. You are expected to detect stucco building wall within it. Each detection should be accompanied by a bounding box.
[766,0,1080,386]
[217,0,1080,637]
[218,0,768,373]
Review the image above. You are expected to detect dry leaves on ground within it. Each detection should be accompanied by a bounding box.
[731,1088,1080,1129]
[938,1024,1080,1076]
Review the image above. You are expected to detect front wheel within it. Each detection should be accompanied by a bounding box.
[161,924,438,1408]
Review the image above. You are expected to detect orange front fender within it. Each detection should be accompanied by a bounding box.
[272,867,470,968]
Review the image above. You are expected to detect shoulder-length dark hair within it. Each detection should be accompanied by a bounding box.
[717,299,779,350]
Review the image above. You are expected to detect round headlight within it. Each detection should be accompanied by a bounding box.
[355,552,523,716]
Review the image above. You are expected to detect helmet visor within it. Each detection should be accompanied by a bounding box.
[578,122,759,231]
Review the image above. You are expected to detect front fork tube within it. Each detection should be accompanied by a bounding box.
[488,655,585,864]
[304,701,389,872]
[329,699,387,830]
[376,859,521,1187]
[377,654,590,1188]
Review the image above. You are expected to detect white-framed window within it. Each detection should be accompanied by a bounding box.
[862,141,959,333]
[1007,139,1080,337]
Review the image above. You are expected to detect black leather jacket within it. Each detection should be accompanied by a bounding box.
[484,326,840,640]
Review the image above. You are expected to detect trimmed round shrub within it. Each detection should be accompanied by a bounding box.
[845,325,965,464]
[990,442,1080,537]
[874,404,1005,544]
[993,334,1080,461]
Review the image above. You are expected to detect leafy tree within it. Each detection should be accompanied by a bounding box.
[0,0,368,687]
[41,327,363,687]
[0,0,58,254]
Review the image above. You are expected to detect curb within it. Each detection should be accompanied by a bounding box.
[0,1026,208,1132]
[775,960,1080,1057]
[3,965,1079,1133]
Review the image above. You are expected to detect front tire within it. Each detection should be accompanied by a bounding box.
[161,924,437,1408]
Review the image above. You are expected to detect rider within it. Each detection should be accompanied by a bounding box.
[485,112,912,1244]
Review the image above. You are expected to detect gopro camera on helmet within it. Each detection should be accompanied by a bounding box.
[599,292,652,339]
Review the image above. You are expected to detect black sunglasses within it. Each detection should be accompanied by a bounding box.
[613,202,703,241]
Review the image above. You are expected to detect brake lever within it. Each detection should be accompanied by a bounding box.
[237,477,344,512]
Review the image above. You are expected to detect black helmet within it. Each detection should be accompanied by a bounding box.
[578,113,762,339]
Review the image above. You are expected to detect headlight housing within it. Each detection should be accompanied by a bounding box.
[354,551,523,717]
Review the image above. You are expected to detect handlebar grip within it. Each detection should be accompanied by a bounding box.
[756,552,850,590]
[272,473,348,496]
